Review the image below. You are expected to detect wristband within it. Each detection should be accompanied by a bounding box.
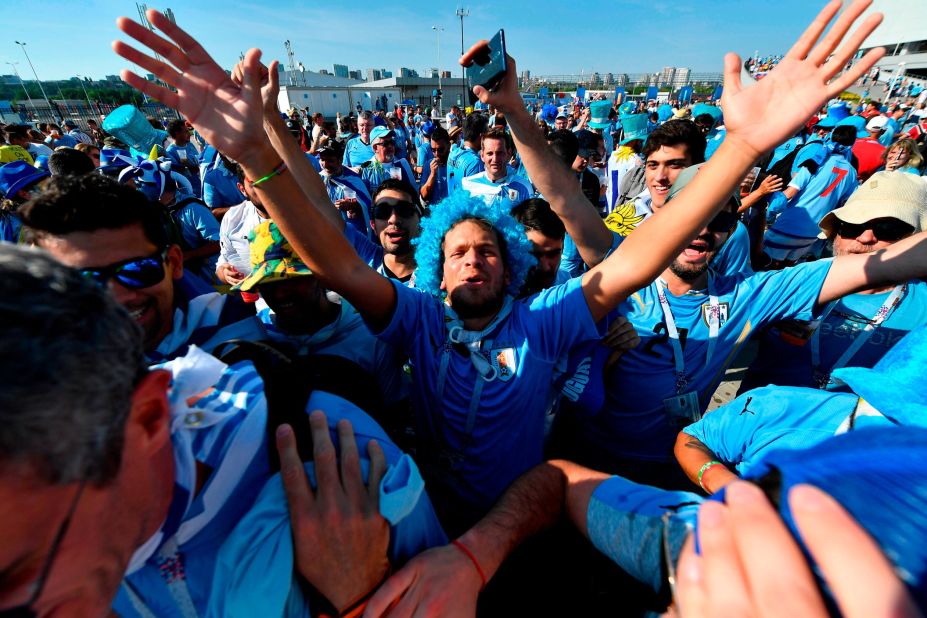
[316,567,391,618]
[250,161,287,188]
[698,460,725,492]
[451,539,487,590]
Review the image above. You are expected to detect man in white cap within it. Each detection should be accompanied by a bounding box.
[744,170,927,391]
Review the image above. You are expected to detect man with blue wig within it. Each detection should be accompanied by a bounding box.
[115,1,888,538]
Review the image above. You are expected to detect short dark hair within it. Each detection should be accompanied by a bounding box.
[167,119,188,138]
[831,125,857,147]
[510,198,565,240]
[463,112,488,144]
[482,127,511,152]
[430,127,450,143]
[372,178,419,207]
[547,129,579,167]
[2,124,30,142]
[48,148,95,176]
[494,113,507,128]
[20,174,169,248]
[643,120,706,164]
[225,158,246,184]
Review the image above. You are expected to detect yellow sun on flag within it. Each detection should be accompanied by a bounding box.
[604,202,646,236]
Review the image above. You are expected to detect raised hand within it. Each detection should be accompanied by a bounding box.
[276,413,390,614]
[459,44,524,114]
[720,0,884,160]
[113,10,271,166]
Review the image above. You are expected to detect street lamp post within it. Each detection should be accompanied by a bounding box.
[75,75,96,119]
[456,7,469,106]
[5,61,39,118]
[14,40,56,122]
[433,26,444,119]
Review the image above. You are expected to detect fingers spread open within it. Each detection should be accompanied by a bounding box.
[146,9,219,68]
[112,40,183,90]
[119,69,178,109]
[828,46,886,95]
[785,0,842,61]
[808,0,874,66]
[116,16,189,74]
[721,53,744,100]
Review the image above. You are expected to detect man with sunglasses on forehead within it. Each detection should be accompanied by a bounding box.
[359,126,417,195]
[20,174,264,362]
[742,171,927,392]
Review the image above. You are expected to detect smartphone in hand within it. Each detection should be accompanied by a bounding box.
[466,29,507,95]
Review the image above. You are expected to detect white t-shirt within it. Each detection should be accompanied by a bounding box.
[217,201,267,275]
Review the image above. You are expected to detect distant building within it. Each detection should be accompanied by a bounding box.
[333,64,349,78]
[382,70,393,78]
[440,70,451,79]
[399,67,414,77]
[659,67,675,87]
[521,69,531,82]
[349,70,362,80]
[366,68,382,81]
[672,68,691,88]
[319,69,331,75]
[1,75,19,86]
[429,68,439,78]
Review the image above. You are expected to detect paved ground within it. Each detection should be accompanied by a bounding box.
[706,340,758,412]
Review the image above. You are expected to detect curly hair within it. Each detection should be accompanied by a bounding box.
[412,191,536,298]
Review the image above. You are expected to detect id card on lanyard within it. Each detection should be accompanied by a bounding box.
[811,284,905,389]
[656,278,721,423]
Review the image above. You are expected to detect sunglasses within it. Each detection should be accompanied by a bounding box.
[707,210,738,234]
[373,200,418,220]
[80,248,169,290]
[836,218,914,242]
[374,140,395,148]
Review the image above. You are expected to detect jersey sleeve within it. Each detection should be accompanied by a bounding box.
[738,258,833,326]
[186,202,221,242]
[682,390,766,465]
[525,276,601,361]
[368,280,440,350]
[787,166,812,192]
[343,221,384,270]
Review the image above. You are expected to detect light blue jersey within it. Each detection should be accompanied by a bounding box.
[370,277,601,516]
[742,280,927,390]
[704,126,726,160]
[321,169,373,238]
[712,221,753,278]
[420,161,456,204]
[343,136,374,168]
[575,259,833,464]
[460,171,533,211]
[766,152,857,241]
[202,157,245,210]
[172,197,221,279]
[343,223,416,286]
[447,146,484,188]
[766,135,804,170]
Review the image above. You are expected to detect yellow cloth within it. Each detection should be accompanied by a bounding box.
[0,146,34,166]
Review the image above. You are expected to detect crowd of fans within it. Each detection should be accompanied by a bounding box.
[2,1,927,616]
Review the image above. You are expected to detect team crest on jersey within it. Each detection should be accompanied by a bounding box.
[507,188,519,202]
[491,347,517,382]
[701,302,729,327]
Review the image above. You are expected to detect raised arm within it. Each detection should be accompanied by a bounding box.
[114,11,396,329]
[817,231,927,305]
[461,50,614,267]
[674,431,738,495]
[571,0,883,321]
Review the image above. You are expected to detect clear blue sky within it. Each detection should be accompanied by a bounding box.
[2,1,867,81]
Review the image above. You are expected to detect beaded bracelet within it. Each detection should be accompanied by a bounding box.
[250,161,287,188]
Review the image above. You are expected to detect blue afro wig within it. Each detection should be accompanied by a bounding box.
[413,191,536,298]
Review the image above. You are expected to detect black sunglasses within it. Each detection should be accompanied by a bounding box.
[80,248,169,290]
[373,200,418,220]
[836,218,914,242]
[707,210,738,234]
[374,140,395,148]
[0,481,85,618]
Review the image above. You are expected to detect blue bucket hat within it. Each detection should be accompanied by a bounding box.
[618,114,649,145]
[692,103,722,123]
[618,101,637,116]
[831,324,927,424]
[589,100,613,129]
[0,160,50,200]
[813,115,837,129]
[835,115,868,138]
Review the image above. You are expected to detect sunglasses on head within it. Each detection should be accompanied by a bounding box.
[836,218,914,242]
[373,200,418,220]
[80,248,169,290]
[707,209,738,234]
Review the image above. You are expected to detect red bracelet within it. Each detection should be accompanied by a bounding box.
[451,539,487,590]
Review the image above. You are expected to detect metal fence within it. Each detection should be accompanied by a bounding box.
[8,101,182,131]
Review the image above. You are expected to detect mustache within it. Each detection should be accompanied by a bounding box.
[691,234,717,252]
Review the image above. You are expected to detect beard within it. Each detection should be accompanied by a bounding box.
[449,283,506,320]
[670,234,718,281]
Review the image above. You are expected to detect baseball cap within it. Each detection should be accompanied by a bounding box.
[818,171,927,239]
[235,221,313,292]
[0,160,50,200]
[836,115,868,138]
[370,126,394,146]
[866,115,889,132]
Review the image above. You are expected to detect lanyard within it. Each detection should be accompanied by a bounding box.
[655,278,720,395]
[811,284,905,388]
[435,297,513,445]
